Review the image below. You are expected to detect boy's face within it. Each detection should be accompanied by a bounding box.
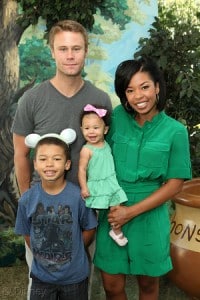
[34,144,71,183]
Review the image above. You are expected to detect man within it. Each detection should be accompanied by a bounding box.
[12,19,112,299]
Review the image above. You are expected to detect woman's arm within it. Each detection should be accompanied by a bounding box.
[108,178,184,227]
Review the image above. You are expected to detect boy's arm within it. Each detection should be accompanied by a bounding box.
[82,228,96,248]
[24,235,31,248]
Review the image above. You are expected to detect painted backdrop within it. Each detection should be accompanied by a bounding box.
[0,0,157,227]
[20,0,158,106]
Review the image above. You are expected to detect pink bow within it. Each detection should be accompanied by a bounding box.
[84,104,107,118]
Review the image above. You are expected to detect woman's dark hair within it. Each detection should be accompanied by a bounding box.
[114,57,166,114]
[34,137,71,160]
[80,105,111,126]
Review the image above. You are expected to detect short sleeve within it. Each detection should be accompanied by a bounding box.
[166,128,192,180]
[79,199,97,230]
[15,197,31,236]
[12,92,35,136]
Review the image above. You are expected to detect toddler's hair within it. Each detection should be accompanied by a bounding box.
[34,137,71,160]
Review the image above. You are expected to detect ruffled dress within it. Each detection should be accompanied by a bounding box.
[84,141,127,209]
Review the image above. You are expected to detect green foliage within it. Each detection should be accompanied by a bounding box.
[19,37,55,83]
[17,0,106,32]
[17,0,134,38]
[95,0,131,30]
[134,1,200,177]
[0,227,25,266]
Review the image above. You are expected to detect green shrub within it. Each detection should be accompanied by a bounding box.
[0,227,25,267]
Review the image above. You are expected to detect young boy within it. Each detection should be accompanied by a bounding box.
[15,130,97,300]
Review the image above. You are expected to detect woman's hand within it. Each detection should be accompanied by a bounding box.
[108,205,131,228]
[108,179,184,229]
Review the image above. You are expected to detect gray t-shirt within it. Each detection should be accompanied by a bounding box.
[12,80,112,184]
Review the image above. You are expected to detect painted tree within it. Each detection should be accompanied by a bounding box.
[0,0,150,226]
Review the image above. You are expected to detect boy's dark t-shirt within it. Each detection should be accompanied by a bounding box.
[15,181,97,285]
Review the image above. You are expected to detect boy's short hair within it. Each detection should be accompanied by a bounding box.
[34,137,71,160]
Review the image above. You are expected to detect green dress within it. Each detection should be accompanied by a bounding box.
[94,106,192,276]
[84,141,127,209]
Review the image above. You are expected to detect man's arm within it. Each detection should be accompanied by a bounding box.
[13,133,32,195]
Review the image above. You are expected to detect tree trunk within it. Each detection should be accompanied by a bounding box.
[0,0,20,228]
[0,0,19,124]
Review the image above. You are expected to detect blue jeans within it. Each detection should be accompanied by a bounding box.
[30,275,88,300]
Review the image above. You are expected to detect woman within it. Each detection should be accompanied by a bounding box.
[93,57,192,300]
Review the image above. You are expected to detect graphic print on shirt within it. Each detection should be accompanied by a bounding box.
[32,202,73,272]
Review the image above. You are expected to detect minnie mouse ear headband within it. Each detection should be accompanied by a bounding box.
[25,129,76,148]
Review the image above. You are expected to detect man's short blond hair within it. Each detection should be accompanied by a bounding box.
[49,20,88,51]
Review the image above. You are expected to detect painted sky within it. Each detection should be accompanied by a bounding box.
[89,0,158,75]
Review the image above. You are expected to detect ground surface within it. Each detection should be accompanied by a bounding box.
[0,261,193,300]
[0,261,28,300]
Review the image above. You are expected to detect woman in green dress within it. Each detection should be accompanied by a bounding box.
[93,57,192,300]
